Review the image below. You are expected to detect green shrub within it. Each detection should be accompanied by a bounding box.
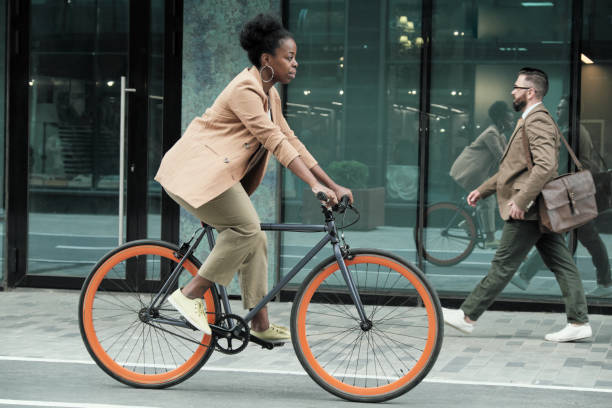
[327,160,369,189]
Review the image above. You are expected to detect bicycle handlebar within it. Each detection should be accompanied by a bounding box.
[316,192,351,213]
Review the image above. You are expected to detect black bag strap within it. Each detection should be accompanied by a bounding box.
[521,112,583,172]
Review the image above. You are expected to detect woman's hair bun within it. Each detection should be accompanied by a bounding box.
[240,13,292,67]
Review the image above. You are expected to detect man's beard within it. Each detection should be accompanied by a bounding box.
[513,98,526,112]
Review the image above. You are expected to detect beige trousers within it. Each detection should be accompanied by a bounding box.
[167,184,267,309]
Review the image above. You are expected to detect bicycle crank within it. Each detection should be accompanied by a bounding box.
[211,314,250,355]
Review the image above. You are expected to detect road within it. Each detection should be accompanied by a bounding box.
[1,358,610,408]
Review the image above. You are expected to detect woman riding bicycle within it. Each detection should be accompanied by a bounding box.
[154,13,353,342]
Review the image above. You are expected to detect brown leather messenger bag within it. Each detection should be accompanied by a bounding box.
[521,122,597,233]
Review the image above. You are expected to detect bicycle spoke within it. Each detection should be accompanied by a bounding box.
[80,242,217,387]
[293,251,442,401]
[373,329,423,363]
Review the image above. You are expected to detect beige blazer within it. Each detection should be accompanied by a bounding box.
[449,124,507,191]
[155,67,317,208]
[478,104,560,221]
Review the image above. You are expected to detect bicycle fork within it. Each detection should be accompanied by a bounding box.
[332,243,372,331]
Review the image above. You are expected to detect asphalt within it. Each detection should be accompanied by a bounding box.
[1,287,612,402]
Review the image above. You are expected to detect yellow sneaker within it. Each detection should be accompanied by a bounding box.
[251,324,291,342]
[270,323,289,334]
[167,288,211,335]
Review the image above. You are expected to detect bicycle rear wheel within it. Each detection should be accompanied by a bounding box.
[415,202,476,266]
[78,240,219,388]
[291,249,443,402]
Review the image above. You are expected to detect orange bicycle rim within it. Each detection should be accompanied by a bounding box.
[81,244,215,385]
[296,255,439,396]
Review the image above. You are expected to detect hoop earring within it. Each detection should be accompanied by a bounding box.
[260,65,274,83]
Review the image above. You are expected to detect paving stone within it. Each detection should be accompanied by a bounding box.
[2,288,612,392]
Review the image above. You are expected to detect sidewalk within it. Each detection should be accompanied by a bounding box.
[1,288,612,391]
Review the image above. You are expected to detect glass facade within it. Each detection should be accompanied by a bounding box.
[1,1,611,307]
[578,0,612,299]
[283,0,612,304]
[26,0,129,277]
[0,0,5,284]
[281,0,423,285]
[426,0,572,297]
[147,0,165,240]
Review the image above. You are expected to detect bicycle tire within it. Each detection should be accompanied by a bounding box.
[415,202,477,266]
[291,249,443,402]
[78,240,219,389]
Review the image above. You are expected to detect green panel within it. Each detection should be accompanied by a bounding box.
[181,1,281,296]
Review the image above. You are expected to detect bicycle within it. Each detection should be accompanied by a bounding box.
[78,195,443,403]
[414,197,577,266]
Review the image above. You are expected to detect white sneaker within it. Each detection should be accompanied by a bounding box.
[167,288,212,335]
[588,285,612,297]
[545,323,592,342]
[442,307,474,334]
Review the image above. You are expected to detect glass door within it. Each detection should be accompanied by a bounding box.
[25,1,167,281]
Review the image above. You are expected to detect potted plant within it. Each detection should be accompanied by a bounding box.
[302,160,385,230]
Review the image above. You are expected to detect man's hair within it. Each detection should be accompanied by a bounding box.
[488,100,509,125]
[518,67,549,98]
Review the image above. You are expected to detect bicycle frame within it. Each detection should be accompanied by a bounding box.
[148,205,370,332]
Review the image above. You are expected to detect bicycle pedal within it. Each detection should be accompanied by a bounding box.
[249,335,286,350]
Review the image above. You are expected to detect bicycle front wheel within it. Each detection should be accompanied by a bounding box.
[291,249,443,403]
[416,202,476,266]
[78,240,219,389]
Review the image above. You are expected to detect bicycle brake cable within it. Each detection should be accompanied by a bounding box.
[338,205,361,256]
[339,204,360,230]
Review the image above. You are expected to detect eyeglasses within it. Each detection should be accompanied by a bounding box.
[512,85,532,91]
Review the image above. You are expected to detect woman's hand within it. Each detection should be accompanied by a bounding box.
[333,184,353,205]
[311,183,339,206]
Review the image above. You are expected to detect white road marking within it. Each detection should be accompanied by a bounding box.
[0,399,157,408]
[1,355,611,394]
[423,378,612,393]
[55,245,115,250]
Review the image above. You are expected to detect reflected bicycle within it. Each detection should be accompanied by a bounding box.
[78,195,443,403]
[414,197,577,266]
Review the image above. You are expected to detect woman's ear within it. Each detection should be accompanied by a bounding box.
[260,53,270,67]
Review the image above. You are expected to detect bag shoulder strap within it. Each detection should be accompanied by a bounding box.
[521,111,583,172]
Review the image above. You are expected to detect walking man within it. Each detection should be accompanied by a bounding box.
[443,67,592,342]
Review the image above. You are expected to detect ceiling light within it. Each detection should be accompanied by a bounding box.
[521,2,554,6]
[581,53,594,64]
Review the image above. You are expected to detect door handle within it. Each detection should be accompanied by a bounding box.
[118,76,136,245]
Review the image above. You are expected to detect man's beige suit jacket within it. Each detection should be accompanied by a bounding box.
[477,103,561,221]
[155,66,317,208]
